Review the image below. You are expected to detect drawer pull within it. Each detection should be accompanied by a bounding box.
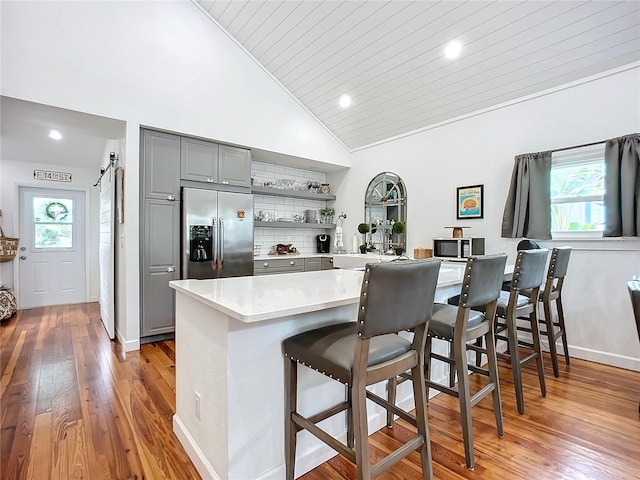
[263,262,269,267]
[290,261,295,265]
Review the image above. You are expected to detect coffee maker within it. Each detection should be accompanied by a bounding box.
[316,234,331,253]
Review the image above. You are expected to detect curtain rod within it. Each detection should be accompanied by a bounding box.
[94,152,117,187]
[549,139,605,154]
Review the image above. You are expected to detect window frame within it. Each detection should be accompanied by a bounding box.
[550,144,605,239]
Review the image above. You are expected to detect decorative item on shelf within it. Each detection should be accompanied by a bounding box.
[320,207,335,224]
[457,184,484,219]
[305,209,317,223]
[445,226,471,238]
[319,183,331,194]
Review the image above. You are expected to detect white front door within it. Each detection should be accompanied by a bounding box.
[18,187,86,308]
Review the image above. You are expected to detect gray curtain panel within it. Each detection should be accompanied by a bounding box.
[501,151,552,240]
[604,133,640,237]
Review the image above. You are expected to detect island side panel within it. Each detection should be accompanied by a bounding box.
[226,305,359,480]
[174,291,230,480]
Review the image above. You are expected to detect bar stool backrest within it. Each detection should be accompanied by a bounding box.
[547,247,571,280]
[357,259,441,339]
[512,249,549,292]
[457,254,508,309]
[628,280,640,340]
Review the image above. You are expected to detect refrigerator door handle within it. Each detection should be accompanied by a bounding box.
[212,217,218,271]
[219,218,225,271]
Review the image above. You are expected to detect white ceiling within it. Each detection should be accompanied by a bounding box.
[0,96,125,169]
[2,2,638,171]
[196,0,640,151]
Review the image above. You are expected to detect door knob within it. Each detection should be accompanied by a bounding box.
[20,246,26,251]
[20,255,27,260]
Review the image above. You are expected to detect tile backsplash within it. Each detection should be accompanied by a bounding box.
[252,162,331,255]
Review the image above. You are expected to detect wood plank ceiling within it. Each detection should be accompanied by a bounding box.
[195,1,640,151]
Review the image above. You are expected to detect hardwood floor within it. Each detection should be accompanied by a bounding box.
[2,303,639,479]
[1,303,200,480]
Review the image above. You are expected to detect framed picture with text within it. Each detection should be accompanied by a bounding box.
[457,184,483,219]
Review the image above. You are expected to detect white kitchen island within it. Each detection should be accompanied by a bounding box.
[169,263,490,480]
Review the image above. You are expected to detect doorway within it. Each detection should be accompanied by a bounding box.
[18,186,87,308]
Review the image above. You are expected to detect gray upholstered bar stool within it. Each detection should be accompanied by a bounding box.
[425,254,508,471]
[492,249,549,414]
[537,246,572,377]
[627,278,640,413]
[283,259,441,480]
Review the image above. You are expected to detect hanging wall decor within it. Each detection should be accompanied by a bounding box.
[457,184,484,219]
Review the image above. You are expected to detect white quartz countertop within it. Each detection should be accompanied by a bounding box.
[170,269,366,323]
[169,262,488,323]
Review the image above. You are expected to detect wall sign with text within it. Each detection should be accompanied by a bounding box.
[34,170,72,182]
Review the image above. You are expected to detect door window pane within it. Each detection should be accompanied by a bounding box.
[33,197,74,248]
[35,224,73,248]
[33,197,73,223]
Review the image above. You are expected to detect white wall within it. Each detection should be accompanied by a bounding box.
[1,1,350,349]
[333,66,640,370]
[0,160,100,304]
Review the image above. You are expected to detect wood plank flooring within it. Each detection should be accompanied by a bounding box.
[1,303,200,480]
[2,303,639,479]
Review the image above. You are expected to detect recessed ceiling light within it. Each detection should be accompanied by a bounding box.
[339,94,351,108]
[444,40,462,59]
[48,129,62,140]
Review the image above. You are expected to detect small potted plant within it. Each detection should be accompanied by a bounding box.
[392,221,406,255]
[357,223,370,253]
[320,207,335,224]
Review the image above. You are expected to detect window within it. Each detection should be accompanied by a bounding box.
[551,144,605,235]
[33,197,74,248]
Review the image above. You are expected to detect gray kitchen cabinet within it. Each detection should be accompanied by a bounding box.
[254,258,305,276]
[142,199,181,337]
[219,144,251,187]
[142,129,181,200]
[304,258,322,271]
[180,139,251,188]
[180,137,219,183]
[321,257,334,270]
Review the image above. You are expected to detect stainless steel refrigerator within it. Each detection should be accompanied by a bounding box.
[182,188,254,279]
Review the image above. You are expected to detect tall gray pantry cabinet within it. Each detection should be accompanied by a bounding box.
[140,129,252,340]
[141,130,181,338]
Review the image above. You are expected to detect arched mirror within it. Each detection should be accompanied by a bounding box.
[364,172,407,254]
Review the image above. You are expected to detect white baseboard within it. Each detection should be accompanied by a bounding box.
[173,415,221,480]
[565,345,640,372]
[115,328,139,352]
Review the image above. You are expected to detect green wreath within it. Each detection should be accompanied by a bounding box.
[45,201,69,221]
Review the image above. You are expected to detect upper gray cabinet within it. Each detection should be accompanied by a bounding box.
[180,138,251,188]
[219,144,251,187]
[143,130,181,200]
[180,137,219,183]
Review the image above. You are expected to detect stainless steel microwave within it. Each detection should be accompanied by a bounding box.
[433,237,485,260]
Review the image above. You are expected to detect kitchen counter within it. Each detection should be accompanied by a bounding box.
[169,263,511,480]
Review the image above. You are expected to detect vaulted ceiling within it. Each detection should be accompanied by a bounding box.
[196,0,640,151]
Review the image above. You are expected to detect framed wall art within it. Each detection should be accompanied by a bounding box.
[457,184,483,219]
